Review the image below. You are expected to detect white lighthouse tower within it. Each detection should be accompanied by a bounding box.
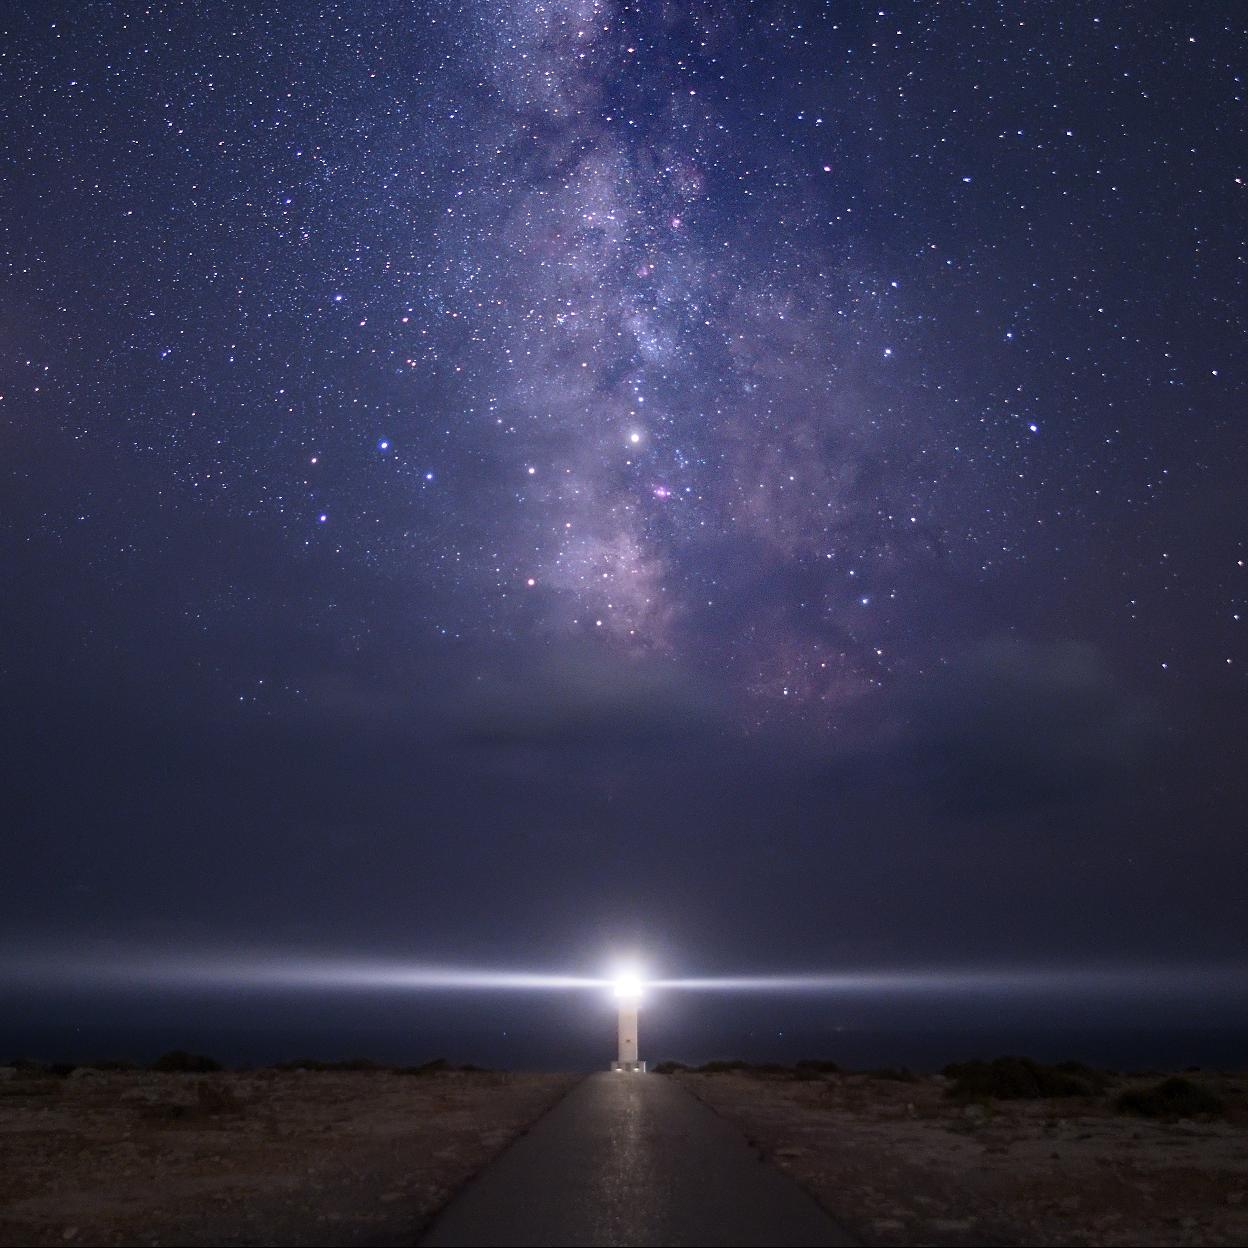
[610,973,645,1072]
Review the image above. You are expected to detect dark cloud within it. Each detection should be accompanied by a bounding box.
[894,639,1162,817]
[452,648,725,752]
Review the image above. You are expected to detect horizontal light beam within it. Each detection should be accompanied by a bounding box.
[0,954,609,993]
[1,952,1244,998]
[649,968,1248,995]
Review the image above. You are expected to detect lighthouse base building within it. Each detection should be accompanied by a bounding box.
[611,1002,646,1072]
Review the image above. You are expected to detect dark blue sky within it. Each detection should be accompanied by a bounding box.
[1,2,1245,1052]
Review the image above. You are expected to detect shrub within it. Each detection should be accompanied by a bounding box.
[794,1059,841,1074]
[1053,1059,1114,1090]
[695,1059,749,1073]
[275,1056,387,1072]
[397,1058,451,1076]
[330,1057,384,1072]
[866,1066,920,1083]
[1117,1076,1224,1119]
[651,1060,688,1075]
[151,1050,222,1073]
[274,1057,326,1071]
[943,1056,1103,1101]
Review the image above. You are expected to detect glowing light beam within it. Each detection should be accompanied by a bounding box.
[0,952,1244,1001]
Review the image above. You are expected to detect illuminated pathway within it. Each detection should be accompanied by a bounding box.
[420,1072,855,1247]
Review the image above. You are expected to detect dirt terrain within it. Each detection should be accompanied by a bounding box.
[0,1066,576,1247]
[678,1066,1248,1247]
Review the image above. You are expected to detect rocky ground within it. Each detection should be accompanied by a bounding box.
[0,1066,576,1247]
[677,1066,1248,1247]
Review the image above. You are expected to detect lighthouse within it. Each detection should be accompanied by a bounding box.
[610,972,646,1072]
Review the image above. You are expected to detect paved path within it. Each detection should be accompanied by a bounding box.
[421,1072,856,1247]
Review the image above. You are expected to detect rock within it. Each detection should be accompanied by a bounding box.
[61,1229,79,1241]
[962,1104,988,1122]
[379,1192,404,1203]
[68,1068,100,1080]
[0,1067,16,1081]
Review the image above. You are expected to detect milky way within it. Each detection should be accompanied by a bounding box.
[5,2,1243,718]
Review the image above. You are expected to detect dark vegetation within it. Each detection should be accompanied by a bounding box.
[3,1053,488,1076]
[275,1056,486,1075]
[1117,1076,1225,1119]
[151,1050,223,1073]
[274,1056,388,1072]
[943,1056,1113,1101]
[865,1066,920,1083]
[656,1054,1235,1121]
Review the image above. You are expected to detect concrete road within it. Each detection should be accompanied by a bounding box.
[420,1072,856,1247]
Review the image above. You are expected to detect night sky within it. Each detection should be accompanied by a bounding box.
[2,3,1246,1062]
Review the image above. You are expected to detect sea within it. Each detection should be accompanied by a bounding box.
[5,989,1246,1072]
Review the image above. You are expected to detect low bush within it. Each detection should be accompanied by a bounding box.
[397,1058,452,1076]
[794,1059,841,1074]
[273,1057,325,1071]
[865,1066,920,1083]
[275,1056,386,1072]
[943,1055,1105,1101]
[651,1060,688,1074]
[695,1059,750,1074]
[7,1058,49,1075]
[1117,1076,1224,1119]
[327,1057,384,1072]
[151,1050,222,1074]
[1053,1059,1114,1089]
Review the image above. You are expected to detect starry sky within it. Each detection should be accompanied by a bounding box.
[2,3,1246,1056]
